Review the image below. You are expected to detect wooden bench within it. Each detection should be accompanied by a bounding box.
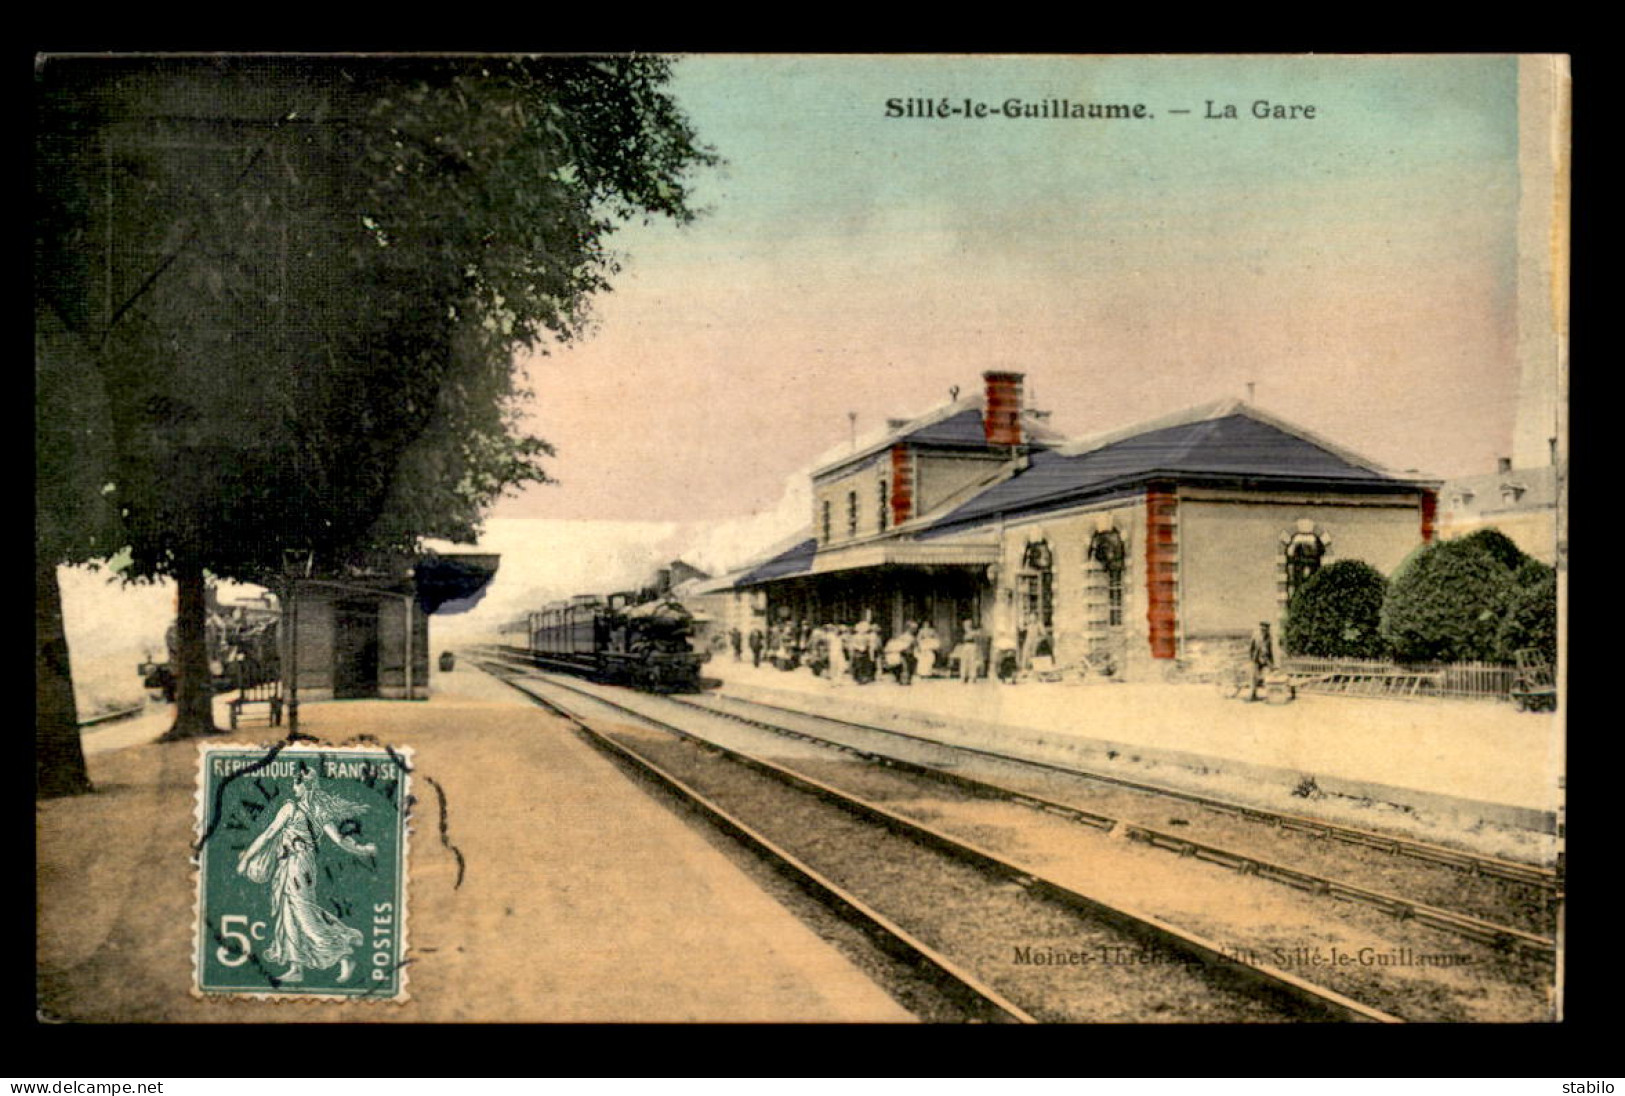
[228,662,283,731]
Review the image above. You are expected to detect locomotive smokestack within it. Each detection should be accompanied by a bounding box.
[983,371,1025,447]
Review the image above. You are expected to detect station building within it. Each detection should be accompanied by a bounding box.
[727,373,1440,680]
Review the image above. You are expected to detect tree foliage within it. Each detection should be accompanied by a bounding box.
[1498,560,1558,666]
[1283,560,1389,659]
[35,55,717,745]
[1380,536,1537,663]
[1456,527,1529,573]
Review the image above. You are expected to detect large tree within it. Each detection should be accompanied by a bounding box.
[35,55,715,758]
[36,305,123,796]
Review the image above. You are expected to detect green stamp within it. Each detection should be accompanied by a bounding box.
[194,743,412,1000]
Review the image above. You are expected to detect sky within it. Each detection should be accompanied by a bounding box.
[504,54,1522,529]
[57,54,1550,682]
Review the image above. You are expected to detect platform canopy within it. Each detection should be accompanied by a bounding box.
[807,538,999,576]
[413,552,501,614]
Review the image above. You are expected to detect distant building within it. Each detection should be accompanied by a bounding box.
[1437,457,1559,565]
[725,372,1439,680]
[687,557,776,644]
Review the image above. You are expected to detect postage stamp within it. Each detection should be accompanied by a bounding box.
[193,742,412,1001]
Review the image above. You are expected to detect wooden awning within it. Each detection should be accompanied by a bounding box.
[807,539,999,576]
[413,552,501,614]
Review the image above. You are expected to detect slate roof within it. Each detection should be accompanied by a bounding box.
[918,405,1433,538]
[813,399,1065,480]
[1439,464,1559,517]
[903,407,1003,448]
[736,536,820,585]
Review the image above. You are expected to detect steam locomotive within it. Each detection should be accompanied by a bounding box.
[505,592,708,692]
[138,605,281,702]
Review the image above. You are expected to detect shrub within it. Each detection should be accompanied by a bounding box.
[1457,527,1530,572]
[1283,560,1389,659]
[1380,539,1517,663]
[1513,557,1555,588]
[1497,565,1558,666]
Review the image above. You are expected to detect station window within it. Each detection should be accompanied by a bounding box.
[878,478,889,531]
[1021,540,1055,629]
[1285,530,1325,599]
[847,490,858,537]
[1088,529,1126,628]
[821,499,832,545]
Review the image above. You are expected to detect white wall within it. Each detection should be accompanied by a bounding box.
[1180,493,1423,638]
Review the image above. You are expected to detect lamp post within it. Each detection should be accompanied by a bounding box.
[281,549,313,734]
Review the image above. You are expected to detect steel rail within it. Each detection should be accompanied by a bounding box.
[671,694,1557,960]
[488,661,1402,1024]
[695,690,1559,891]
[477,661,1034,1024]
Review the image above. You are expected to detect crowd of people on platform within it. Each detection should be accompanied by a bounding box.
[726,616,1060,687]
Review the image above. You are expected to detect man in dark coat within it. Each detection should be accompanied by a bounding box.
[1247,621,1274,701]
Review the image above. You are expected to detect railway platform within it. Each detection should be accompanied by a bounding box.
[703,657,1563,856]
[37,667,913,1022]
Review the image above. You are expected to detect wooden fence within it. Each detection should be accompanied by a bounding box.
[1279,657,1519,701]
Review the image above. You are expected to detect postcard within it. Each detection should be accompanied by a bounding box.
[36,52,1567,1025]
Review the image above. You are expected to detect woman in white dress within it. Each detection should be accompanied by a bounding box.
[917,622,941,676]
[237,766,377,984]
[827,623,849,685]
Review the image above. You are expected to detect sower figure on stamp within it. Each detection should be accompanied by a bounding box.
[237,764,376,984]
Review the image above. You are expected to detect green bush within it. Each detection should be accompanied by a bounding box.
[1497,565,1558,666]
[1284,560,1389,659]
[1513,557,1555,588]
[1380,539,1517,663]
[1457,528,1530,572]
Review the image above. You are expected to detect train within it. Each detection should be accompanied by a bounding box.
[503,591,709,692]
[138,605,281,702]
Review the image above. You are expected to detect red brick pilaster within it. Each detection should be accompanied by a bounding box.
[890,444,914,526]
[1145,486,1179,660]
[1420,489,1438,543]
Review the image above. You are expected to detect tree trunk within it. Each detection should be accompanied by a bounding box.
[36,557,93,798]
[164,559,218,739]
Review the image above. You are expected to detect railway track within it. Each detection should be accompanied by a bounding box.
[688,690,1560,891]
[667,692,1559,959]
[478,647,1557,952]
[479,657,1402,1023]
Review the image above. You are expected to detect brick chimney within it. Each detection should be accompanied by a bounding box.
[983,371,1025,447]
